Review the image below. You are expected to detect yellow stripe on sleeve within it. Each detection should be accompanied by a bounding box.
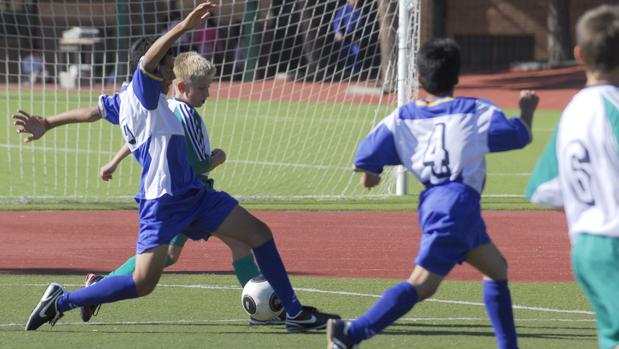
[97,96,106,119]
[139,61,163,81]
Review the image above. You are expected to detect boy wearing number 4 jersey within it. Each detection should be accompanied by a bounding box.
[526,5,619,349]
[327,38,539,349]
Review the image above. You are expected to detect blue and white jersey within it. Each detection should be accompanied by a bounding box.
[527,85,619,241]
[354,97,531,193]
[97,60,202,200]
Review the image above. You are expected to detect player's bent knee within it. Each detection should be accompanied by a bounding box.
[133,276,159,296]
[487,259,508,281]
[247,220,273,247]
[414,284,438,301]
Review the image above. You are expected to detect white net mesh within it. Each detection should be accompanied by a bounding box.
[0,0,420,204]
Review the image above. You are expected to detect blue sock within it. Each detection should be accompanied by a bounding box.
[483,280,518,349]
[348,282,418,343]
[252,239,302,317]
[56,275,138,313]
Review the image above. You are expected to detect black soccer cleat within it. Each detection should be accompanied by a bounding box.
[327,319,359,349]
[249,310,287,326]
[25,282,67,331]
[285,305,341,333]
[79,273,104,322]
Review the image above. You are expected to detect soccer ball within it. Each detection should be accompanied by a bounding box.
[241,276,284,321]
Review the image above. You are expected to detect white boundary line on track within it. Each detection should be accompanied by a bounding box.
[6,282,594,317]
[0,317,595,329]
[0,282,595,329]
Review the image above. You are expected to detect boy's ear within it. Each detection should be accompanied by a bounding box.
[573,45,585,65]
[176,80,185,93]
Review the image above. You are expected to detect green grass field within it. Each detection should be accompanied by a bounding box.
[1,90,561,205]
[1,90,592,348]
[0,274,596,349]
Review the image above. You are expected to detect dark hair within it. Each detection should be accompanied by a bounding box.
[128,37,174,76]
[576,5,619,73]
[416,38,461,95]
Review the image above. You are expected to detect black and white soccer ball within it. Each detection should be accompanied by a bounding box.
[241,276,284,321]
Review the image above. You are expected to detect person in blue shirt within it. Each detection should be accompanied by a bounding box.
[80,50,281,326]
[332,0,365,76]
[326,38,539,349]
[18,2,339,333]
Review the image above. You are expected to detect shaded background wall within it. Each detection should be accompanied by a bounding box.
[0,0,614,83]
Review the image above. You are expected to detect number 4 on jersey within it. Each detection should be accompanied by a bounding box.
[423,123,451,178]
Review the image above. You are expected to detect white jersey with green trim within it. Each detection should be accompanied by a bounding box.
[527,84,619,242]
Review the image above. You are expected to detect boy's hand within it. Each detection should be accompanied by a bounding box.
[209,148,226,171]
[518,90,538,135]
[519,90,539,115]
[100,161,118,181]
[12,109,48,142]
[180,2,215,32]
[361,171,381,189]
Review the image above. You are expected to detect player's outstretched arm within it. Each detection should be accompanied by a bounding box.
[100,144,131,181]
[208,148,226,172]
[12,107,100,143]
[518,90,539,139]
[142,2,215,73]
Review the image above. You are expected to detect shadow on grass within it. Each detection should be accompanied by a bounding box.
[386,322,596,340]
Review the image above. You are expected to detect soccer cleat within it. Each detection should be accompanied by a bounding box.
[249,310,287,326]
[327,319,359,349]
[285,306,341,333]
[25,282,67,331]
[79,273,104,322]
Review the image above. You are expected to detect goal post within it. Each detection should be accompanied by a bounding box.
[0,0,421,204]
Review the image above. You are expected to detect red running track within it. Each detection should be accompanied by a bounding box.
[0,210,571,282]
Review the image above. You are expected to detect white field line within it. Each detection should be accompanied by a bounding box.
[7,283,594,317]
[0,317,595,329]
[0,143,535,175]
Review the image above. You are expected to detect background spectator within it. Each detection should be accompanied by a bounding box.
[193,18,223,63]
[160,10,195,55]
[21,48,49,84]
[332,0,365,77]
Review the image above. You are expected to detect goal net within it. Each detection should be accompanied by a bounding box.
[0,0,421,204]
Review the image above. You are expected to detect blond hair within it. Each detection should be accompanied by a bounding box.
[576,5,619,73]
[173,51,216,86]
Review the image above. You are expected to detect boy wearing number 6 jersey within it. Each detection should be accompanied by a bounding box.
[526,5,619,349]
[327,38,538,349]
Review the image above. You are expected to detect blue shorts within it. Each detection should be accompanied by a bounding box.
[136,188,238,254]
[415,183,490,276]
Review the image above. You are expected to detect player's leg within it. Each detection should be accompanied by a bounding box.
[213,204,340,331]
[217,234,283,325]
[466,242,518,349]
[132,244,169,296]
[106,234,188,278]
[218,234,290,325]
[65,244,168,305]
[166,234,188,264]
[330,265,442,348]
[217,235,260,287]
[25,244,168,331]
[79,234,188,322]
[572,234,619,349]
[212,205,298,314]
